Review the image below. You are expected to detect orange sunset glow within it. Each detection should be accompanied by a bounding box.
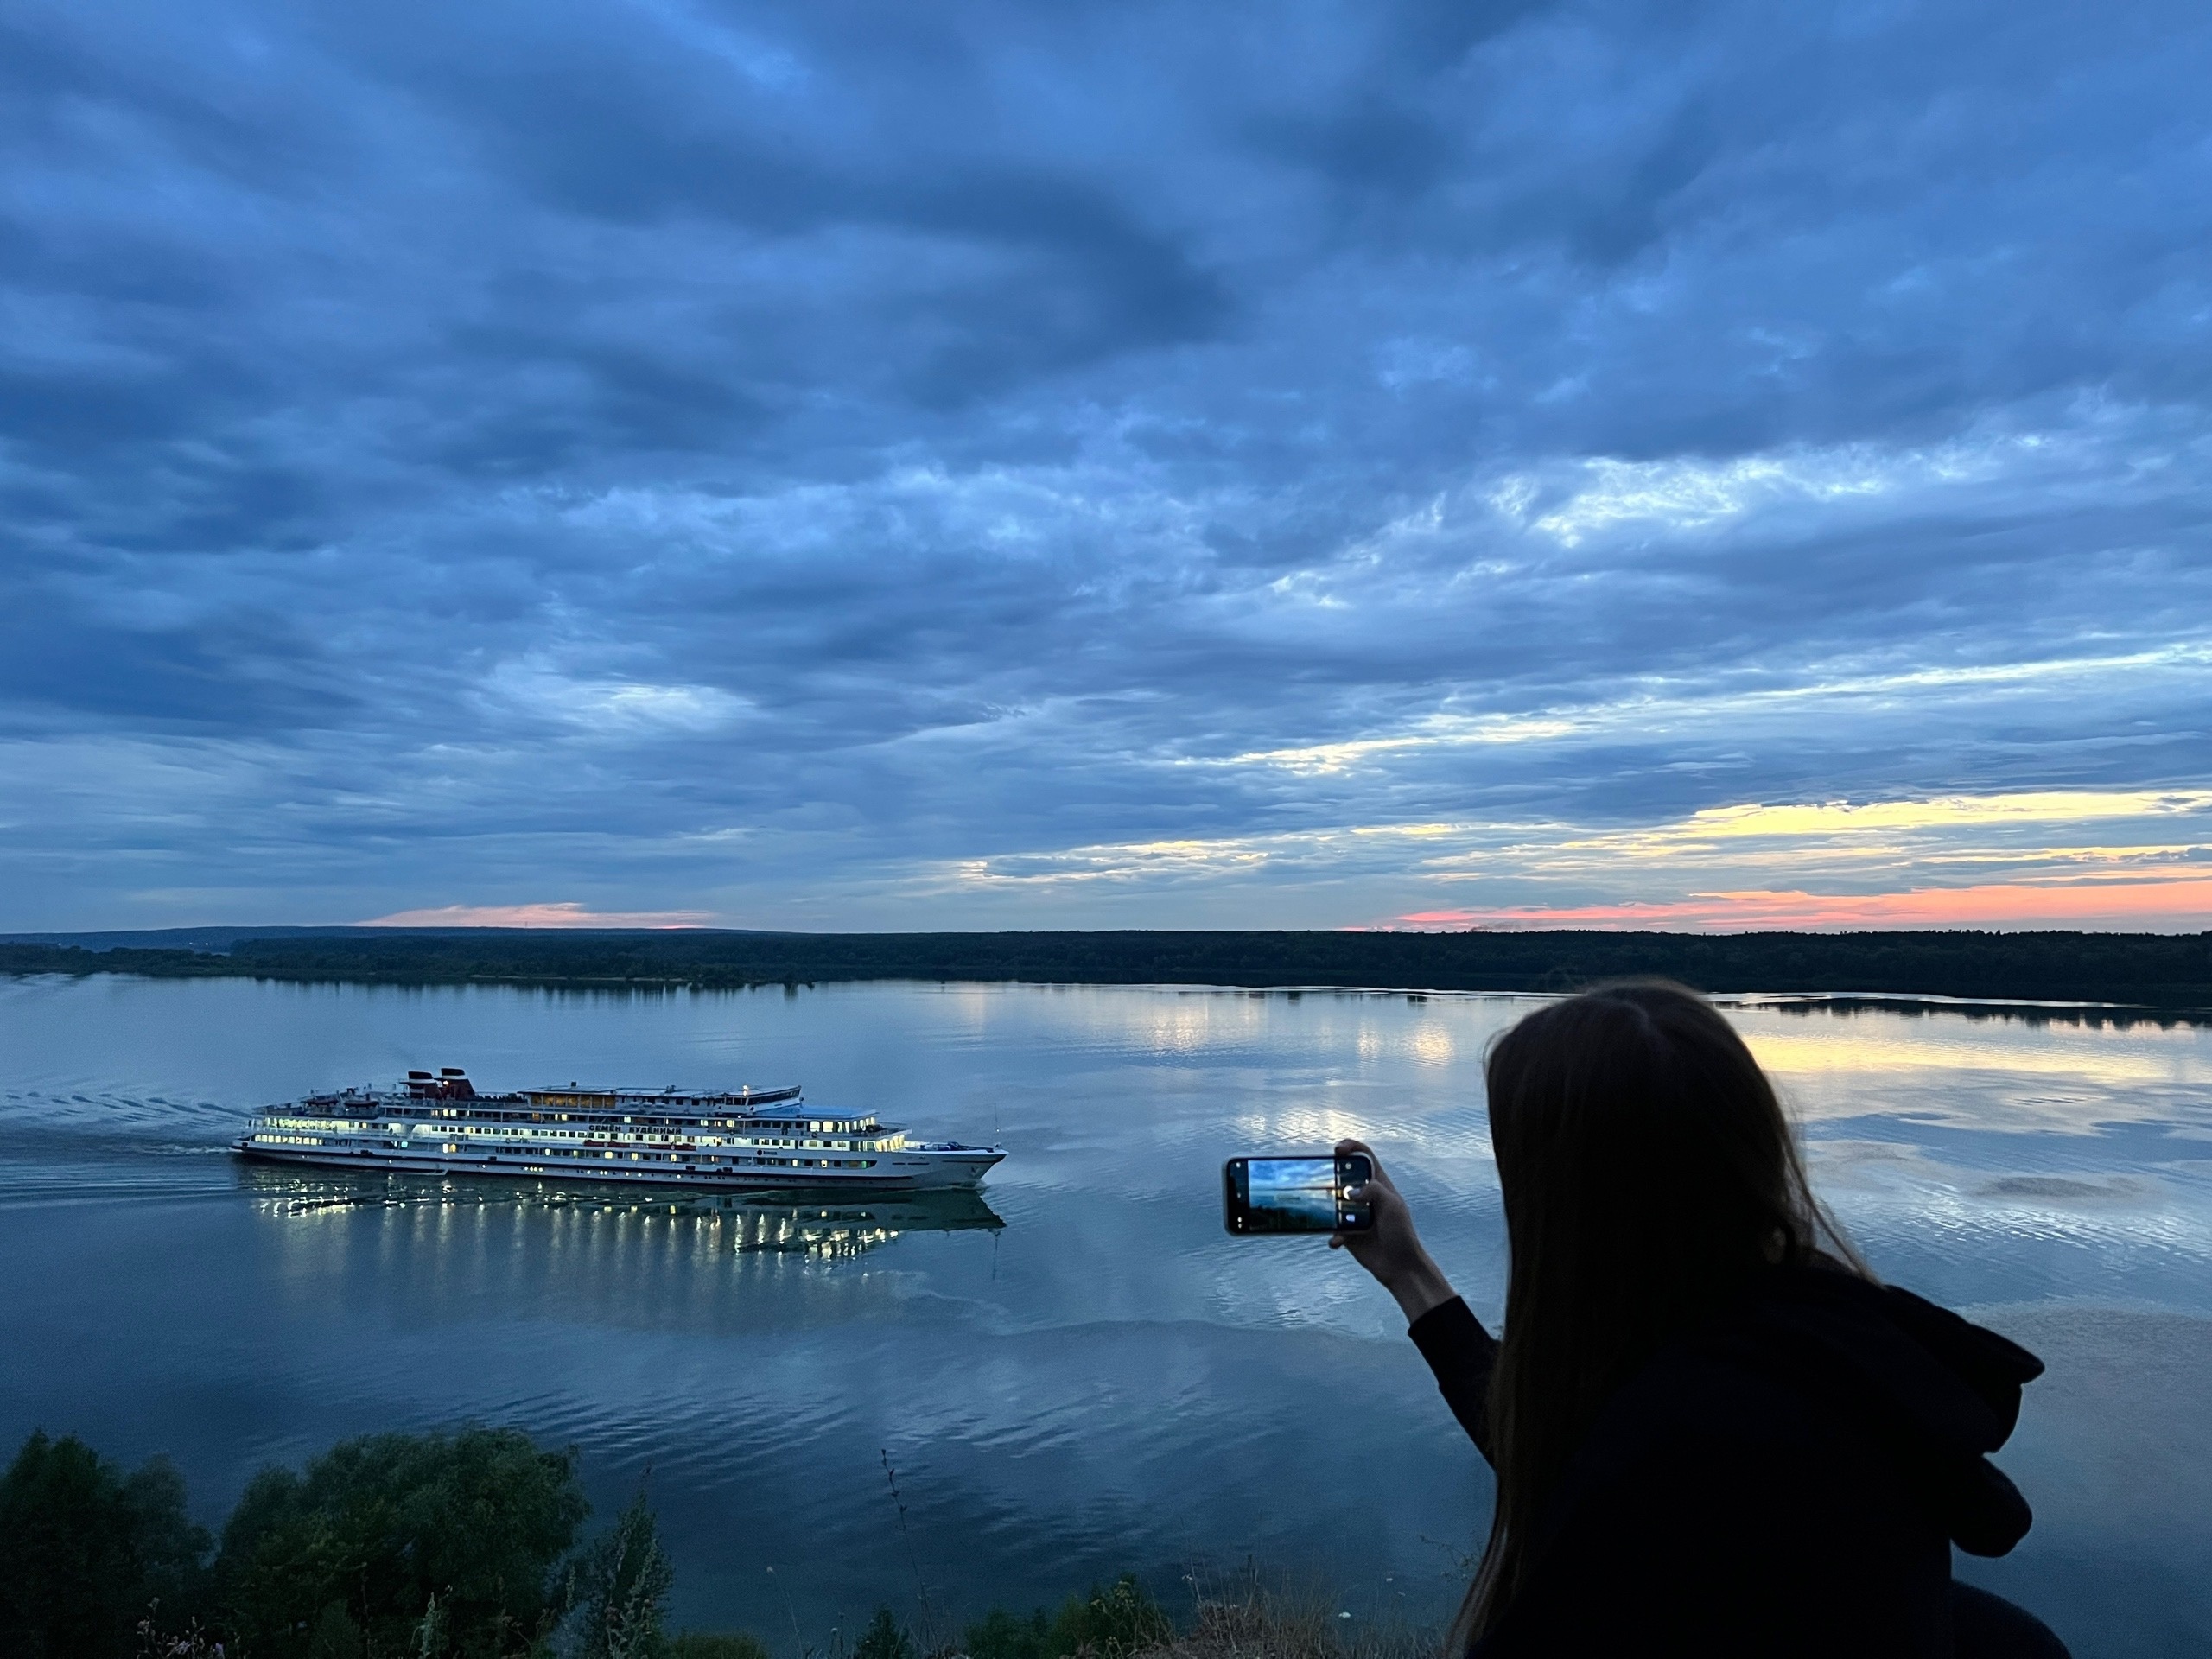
[1397,878,2212,931]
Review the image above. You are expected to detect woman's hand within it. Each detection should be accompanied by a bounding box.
[1331,1137,1458,1326]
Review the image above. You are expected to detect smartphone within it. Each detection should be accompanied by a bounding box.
[1223,1153,1375,1235]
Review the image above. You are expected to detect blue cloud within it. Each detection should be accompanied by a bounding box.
[3,0,2211,927]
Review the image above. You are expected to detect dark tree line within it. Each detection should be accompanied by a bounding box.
[7,926,2212,1009]
[0,1425,1170,1659]
[0,1426,751,1659]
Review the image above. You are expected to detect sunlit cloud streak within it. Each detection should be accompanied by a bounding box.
[947,787,2212,931]
[1401,880,2212,933]
[362,904,713,929]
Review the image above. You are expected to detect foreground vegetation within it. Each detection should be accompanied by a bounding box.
[1,1427,1403,1659]
[1,1426,632,1657]
[5,926,2212,1011]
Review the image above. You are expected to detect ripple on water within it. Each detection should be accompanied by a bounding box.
[0,1088,242,1141]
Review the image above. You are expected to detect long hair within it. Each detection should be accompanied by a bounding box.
[1452,981,1862,1652]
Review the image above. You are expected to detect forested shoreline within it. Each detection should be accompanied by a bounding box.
[4,928,2212,1012]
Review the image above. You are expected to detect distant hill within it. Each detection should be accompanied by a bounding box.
[4,927,2211,1013]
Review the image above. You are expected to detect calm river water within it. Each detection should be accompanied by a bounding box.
[2,974,2208,1656]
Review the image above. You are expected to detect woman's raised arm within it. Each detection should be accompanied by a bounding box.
[1332,1138,1497,1460]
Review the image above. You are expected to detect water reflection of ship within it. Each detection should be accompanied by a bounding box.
[235,1164,1003,1259]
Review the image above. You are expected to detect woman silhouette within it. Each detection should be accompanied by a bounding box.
[1335,981,2068,1657]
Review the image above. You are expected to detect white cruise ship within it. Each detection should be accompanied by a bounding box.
[234,1068,1003,1191]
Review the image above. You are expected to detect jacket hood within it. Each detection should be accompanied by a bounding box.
[1745,1264,2044,1556]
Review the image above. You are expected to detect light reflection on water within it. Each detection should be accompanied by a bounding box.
[0,975,2208,1657]
[240,1167,1004,1258]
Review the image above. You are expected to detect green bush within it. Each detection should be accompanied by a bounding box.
[964,1575,1171,1659]
[965,1605,1052,1659]
[213,1426,588,1658]
[671,1633,772,1659]
[855,1605,916,1659]
[0,1430,211,1659]
[1054,1575,1173,1658]
[566,1488,677,1659]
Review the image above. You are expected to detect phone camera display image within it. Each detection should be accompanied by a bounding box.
[1223,1153,1374,1235]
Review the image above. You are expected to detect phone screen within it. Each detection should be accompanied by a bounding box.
[1223,1154,1374,1235]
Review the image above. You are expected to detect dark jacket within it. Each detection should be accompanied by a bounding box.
[1409,1262,2067,1657]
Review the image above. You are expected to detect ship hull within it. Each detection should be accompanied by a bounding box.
[232,1071,1000,1192]
[232,1141,1002,1192]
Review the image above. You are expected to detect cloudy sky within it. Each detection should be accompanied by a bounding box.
[6,0,2212,931]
